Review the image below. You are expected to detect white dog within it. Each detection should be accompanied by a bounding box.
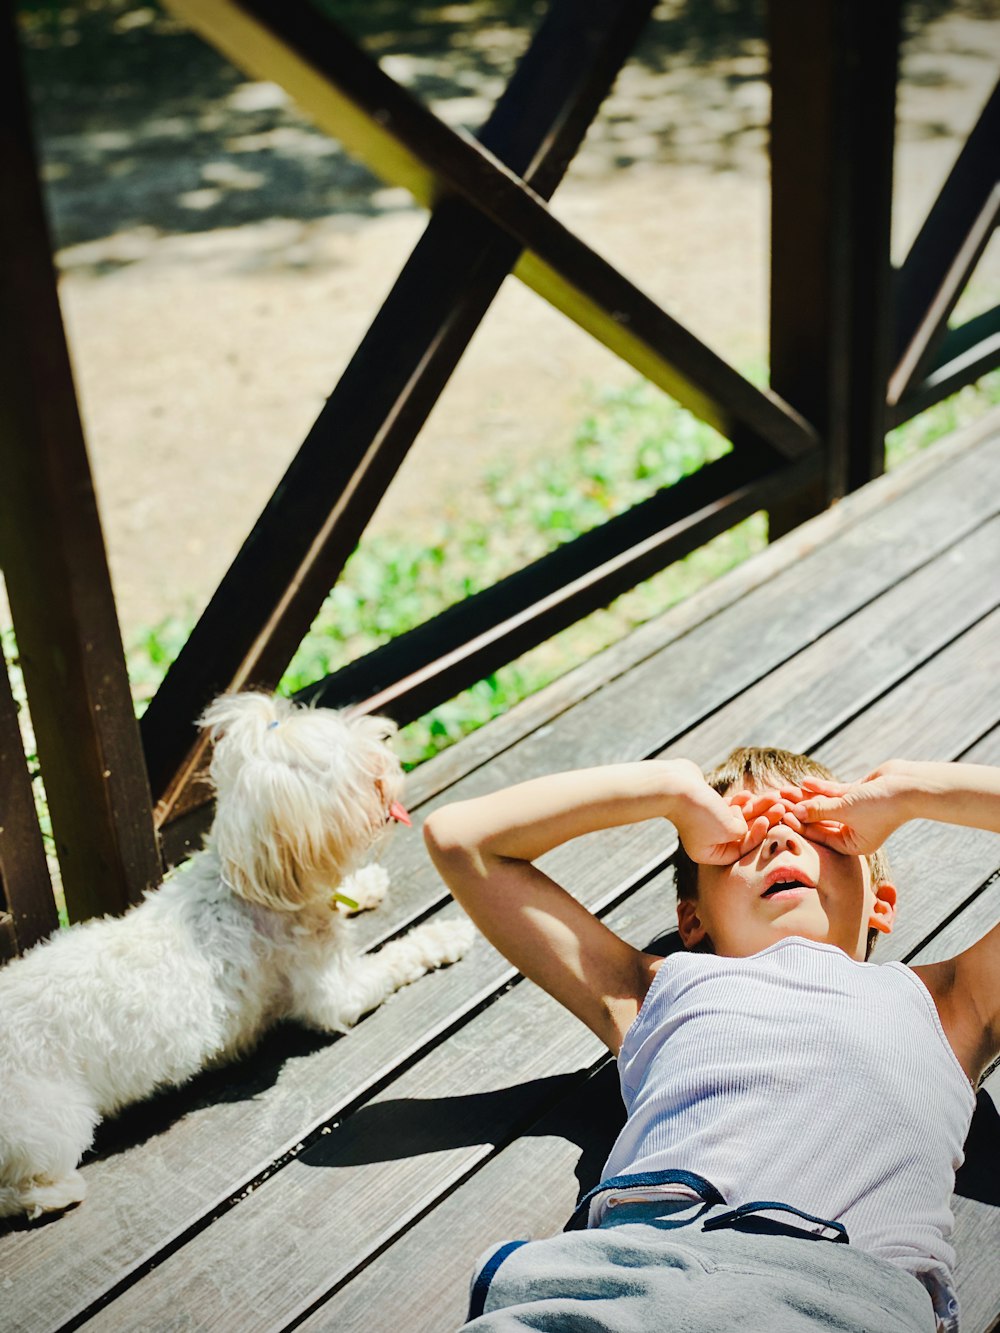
[0,691,473,1221]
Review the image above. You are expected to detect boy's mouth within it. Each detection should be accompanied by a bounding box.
[761,868,816,898]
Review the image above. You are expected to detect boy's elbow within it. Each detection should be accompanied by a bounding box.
[423,806,472,863]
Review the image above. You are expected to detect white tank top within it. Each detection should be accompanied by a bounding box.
[599,937,975,1328]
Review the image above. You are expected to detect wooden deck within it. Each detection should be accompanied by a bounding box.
[3,417,999,1333]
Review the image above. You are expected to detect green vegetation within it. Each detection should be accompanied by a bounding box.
[127,368,1000,768]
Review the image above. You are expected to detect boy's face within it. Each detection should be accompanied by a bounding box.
[678,782,896,961]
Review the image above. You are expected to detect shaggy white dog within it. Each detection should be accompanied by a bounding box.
[0,691,473,1221]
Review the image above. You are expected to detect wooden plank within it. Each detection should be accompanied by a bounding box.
[141,0,659,819]
[0,634,57,957]
[70,566,1000,1331]
[911,830,1000,1333]
[0,7,161,922]
[99,726,1000,1333]
[162,0,817,463]
[3,444,996,1329]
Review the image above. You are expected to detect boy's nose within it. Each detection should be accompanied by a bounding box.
[764,822,801,856]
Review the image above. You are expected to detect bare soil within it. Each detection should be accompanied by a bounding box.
[17,0,1000,645]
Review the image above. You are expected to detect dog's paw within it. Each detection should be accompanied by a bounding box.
[336,864,390,914]
[409,917,476,970]
[20,1171,87,1220]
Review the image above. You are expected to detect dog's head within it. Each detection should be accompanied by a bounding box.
[199,692,406,911]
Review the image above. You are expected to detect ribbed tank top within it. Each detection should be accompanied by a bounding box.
[600,937,975,1328]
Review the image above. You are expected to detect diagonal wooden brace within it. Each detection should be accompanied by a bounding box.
[163,0,816,462]
[143,0,657,818]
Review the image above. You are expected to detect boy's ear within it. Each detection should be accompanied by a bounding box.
[677,897,708,949]
[869,881,897,935]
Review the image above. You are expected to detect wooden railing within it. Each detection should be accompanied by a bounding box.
[0,0,997,954]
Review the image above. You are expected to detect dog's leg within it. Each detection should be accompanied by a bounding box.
[0,1076,98,1220]
[293,918,474,1031]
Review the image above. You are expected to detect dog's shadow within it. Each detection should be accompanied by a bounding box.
[83,1020,336,1165]
[0,1020,345,1237]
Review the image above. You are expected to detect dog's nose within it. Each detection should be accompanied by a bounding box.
[387,800,412,826]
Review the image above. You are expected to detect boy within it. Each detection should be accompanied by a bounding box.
[424,750,1000,1332]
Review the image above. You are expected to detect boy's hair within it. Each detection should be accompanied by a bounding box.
[674,747,891,960]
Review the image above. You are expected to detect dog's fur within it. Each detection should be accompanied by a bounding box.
[0,691,473,1220]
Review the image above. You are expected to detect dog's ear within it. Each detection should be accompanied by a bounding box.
[212,757,341,911]
[199,691,288,742]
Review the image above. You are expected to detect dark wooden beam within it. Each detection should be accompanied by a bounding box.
[889,183,999,409]
[893,80,1000,366]
[142,0,660,818]
[299,450,821,723]
[0,637,58,958]
[158,447,818,863]
[890,308,1000,427]
[768,0,900,533]
[0,9,161,921]
[162,0,816,462]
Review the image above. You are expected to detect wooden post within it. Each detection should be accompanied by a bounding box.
[768,0,901,534]
[0,10,161,921]
[0,637,58,958]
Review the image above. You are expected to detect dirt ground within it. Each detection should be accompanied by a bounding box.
[17,0,1000,646]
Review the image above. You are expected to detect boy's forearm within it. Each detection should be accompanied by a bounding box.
[425,760,695,863]
[893,761,1000,833]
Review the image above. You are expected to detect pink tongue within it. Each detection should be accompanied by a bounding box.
[388,800,412,826]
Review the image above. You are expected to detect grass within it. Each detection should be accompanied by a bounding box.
[126,366,1000,768]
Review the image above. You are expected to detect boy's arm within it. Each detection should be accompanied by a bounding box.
[795,762,1000,1082]
[423,760,749,1054]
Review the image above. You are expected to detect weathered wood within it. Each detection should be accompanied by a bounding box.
[768,0,900,535]
[35,504,1000,1332]
[0,635,57,957]
[2,431,996,1331]
[0,8,161,923]
[142,0,659,821]
[96,733,1000,1333]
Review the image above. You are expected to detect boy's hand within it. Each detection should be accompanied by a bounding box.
[726,786,820,852]
[670,773,752,864]
[789,763,912,854]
